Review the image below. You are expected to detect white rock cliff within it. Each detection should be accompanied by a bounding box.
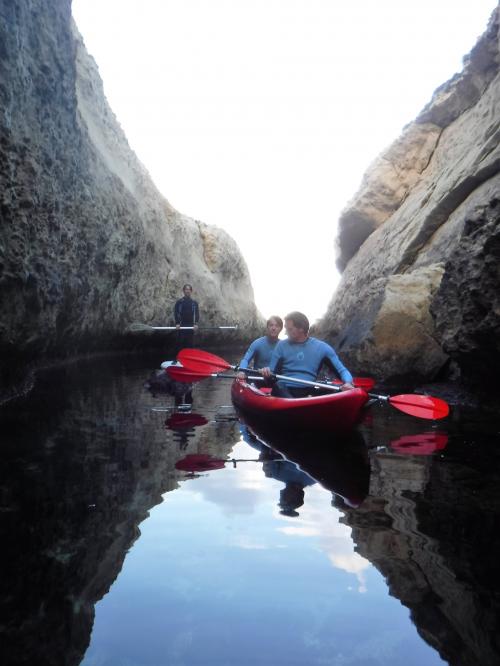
[318,5,500,387]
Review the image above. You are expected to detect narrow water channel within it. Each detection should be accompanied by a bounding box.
[1,351,499,666]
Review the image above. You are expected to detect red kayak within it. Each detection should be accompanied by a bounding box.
[231,379,369,433]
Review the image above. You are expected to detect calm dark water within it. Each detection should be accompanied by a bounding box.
[1,350,500,666]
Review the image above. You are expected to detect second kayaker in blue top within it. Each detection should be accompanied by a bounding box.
[237,315,283,378]
[261,311,354,398]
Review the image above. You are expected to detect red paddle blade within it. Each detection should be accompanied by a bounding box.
[331,377,375,390]
[166,366,210,382]
[353,377,375,390]
[388,394,450,420]
[178,348,233,373]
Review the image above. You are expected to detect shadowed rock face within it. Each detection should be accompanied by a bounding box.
[0,0,263,392]
[431,198,500,384]
[318,5,500,386]
[344,441,500,666]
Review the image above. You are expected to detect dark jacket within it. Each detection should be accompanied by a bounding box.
[174,297,199,326]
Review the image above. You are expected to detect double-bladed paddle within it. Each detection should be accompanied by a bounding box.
[177,348,449,420]
[170,353,374,390]
[128,322,238,333]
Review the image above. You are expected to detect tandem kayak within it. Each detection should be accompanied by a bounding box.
[231,378,369,433]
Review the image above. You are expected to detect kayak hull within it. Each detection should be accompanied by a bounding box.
[243,424,371,507]
[231,379,369,433]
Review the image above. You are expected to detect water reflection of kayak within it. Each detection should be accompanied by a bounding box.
[245,422,370,508]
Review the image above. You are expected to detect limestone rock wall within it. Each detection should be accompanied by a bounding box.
[0,0,262,387]
[344,445,500,666]
[318,5,500,386]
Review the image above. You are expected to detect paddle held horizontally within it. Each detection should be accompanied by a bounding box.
[128,323,238,333]
[177,348,449,420]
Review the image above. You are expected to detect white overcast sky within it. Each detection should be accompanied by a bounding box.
[72,0,497,323]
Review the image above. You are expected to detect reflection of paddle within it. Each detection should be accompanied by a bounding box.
[175,454,226,472]
[178,349,449,420]
[390,432,448,455]
[175,453,268,472]
[175,437,369,508]
[165,413,208,429]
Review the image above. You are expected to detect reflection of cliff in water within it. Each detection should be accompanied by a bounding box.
[0,358,239,666]
[343,443,500,666]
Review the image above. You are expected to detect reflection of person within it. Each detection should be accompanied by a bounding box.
[174,284,199,349]
[278,485,305,518]
[261,311,354,398]
[236,316,283,380]
[263,459,316,517]
[167,426,196,450]
[239,425,315,517]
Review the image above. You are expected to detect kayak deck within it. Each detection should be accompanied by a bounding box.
[231,379,369,433]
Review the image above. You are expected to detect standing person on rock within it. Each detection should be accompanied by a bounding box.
[261,311,354,398]
[174,284,199,351]
[236,316,283,380]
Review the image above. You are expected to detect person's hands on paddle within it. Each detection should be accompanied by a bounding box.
[236,370,247,380]
[340,381,355,391]
[178,349,450,420]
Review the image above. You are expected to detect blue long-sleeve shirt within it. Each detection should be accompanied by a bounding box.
[239,336,279,371]
[269,337,353,387]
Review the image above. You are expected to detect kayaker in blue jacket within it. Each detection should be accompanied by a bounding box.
[236,315,283,379]
[174,283,199,349]
[261,311,354,398]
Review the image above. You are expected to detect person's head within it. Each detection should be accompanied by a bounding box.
[182,284,193,297]
[266,315,283,340]
[284,311,309,342]
[278,483,305,517]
